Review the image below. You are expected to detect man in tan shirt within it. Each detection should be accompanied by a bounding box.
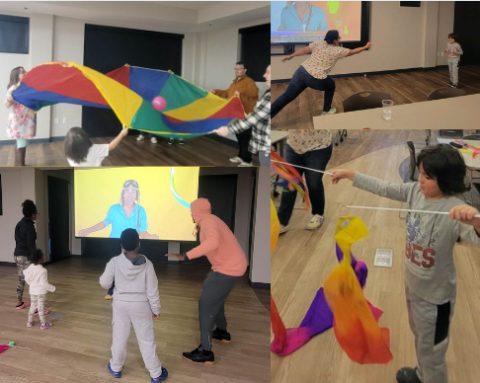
[212,62,259,166]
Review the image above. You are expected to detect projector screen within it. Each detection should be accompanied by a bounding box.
[75,167,199,241]
[271,1,362,44]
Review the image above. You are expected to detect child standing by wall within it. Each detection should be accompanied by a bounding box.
[100,229,168,382]
[331,145,480,383]
[445,33,463,88]
[23,249,55,330]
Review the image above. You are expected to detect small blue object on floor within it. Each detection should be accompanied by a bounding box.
[48,313,64,320]
[108,363,121,378]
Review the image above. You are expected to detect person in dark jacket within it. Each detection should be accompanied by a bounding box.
[14,199,38,310]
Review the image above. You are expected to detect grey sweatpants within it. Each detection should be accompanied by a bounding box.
[258,150,270,167]
[14,255,30,301]
[110,300,162,378]
[199,271,239,351]
[406,285,455,383]
[448,60,459,86]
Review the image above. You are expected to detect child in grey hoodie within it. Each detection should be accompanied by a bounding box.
[100,228,168,382]
[445,33,463,88]
[331,145,480,383]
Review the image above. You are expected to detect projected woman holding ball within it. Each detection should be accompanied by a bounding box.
[77,180,159,239]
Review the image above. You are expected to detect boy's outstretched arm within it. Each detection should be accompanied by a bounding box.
[331,169,411,203]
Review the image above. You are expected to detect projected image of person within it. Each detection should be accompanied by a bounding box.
[272,30,371,119]
[77,180,159,239]
[278,1,328,32]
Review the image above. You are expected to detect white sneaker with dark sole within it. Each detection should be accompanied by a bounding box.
[229,157,242,163]
[279,225,288,234]
[305,215,324,230]
[137,135,145,141]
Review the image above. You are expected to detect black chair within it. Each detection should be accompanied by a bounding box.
[399,141,418,219]
[337,90,392,145]
[406,141,418,182]
[427,88,467,139]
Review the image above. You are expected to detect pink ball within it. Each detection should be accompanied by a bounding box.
[152,96,167,111]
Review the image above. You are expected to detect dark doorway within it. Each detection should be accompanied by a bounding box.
[454,2,480,66]
[48,176,71,262]
[198,175,238,232]
[82,24,184,137]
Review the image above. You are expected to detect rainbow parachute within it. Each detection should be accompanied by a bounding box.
[12,62,245,138]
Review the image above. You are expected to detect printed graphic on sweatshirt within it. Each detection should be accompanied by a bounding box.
[405,213,437,271]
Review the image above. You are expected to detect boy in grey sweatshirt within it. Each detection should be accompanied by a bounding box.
[331,145,480,383]
[445,33,463,88]
[100,228,168,382]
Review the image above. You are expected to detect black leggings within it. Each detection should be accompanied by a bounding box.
[272,65,335,119]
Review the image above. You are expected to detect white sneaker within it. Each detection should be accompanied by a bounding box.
[305,215,324,230]
[179,139,185,145]
[279,225,288,234]
[229,157,243,163]
[238,161,253,167]
[322,108,337,116]
[151,137,157,143]
[168,138,174,145]
[137,134,145,141]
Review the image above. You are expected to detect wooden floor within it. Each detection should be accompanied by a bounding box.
[0,258,270,383]
[0,136,260,167]
[272,65,480,130]
[271,144,480,383]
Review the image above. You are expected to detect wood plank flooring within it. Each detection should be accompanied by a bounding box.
[0,258,270,383]
[272,65,480,130]
[271,144,480,383]
[0,136,260,167]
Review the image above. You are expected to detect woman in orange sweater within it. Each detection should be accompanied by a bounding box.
[167,198,247,364]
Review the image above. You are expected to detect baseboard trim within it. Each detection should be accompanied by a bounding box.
[272,65,448,84]
[0,136,65,146]
[250,281,270,289]
[0,261,16,266]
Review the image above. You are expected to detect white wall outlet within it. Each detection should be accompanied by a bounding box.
[62,118,67,124]
[54,118,58,124]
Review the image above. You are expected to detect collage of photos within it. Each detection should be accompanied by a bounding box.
[1,1,480,383]
[271,1,480,383]
[0,2,270,383]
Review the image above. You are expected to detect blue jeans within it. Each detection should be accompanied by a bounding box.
[272,65,336,119]
[277,144,333,226]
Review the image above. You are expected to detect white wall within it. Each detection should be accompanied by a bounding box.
[436,2,455,66]
[51,17,85,137]
[0,168,36,263]
[249,166,270,285]
[272,1,455,80]
[0,10,268,143]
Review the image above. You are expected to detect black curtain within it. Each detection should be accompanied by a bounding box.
[48,176,71,261]
[82,24,184,137]
[0,15,29,54]
[240,24,270,82]
[454,2,480,66]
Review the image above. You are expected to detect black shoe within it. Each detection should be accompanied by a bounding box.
[182,347,215,365]
[213,328,231,343]
[396,367,422,383]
